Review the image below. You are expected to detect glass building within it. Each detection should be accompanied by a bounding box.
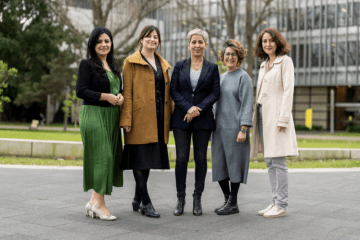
[161,0,360,130]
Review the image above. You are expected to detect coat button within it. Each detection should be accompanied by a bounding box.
[263,93,267,97]
[166,101,168,104]
[191,94,194,97]
[264,79,267,82]
[166,82,168,85]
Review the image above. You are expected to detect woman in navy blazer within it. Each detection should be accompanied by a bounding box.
[170,28,220,216]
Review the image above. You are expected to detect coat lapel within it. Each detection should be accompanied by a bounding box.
[184,58,192,91]
[194,58,209,93]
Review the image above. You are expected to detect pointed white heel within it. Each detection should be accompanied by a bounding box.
[85,202,92,217]
[91,203,117,221]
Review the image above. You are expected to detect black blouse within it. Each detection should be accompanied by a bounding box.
[76,59,122,107]
[141,53,165,137]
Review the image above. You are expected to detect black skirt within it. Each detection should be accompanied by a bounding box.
[120,53,170,170]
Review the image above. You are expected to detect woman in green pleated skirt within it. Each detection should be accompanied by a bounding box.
[76,27,124,221]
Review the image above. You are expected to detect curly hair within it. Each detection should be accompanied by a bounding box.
[253,28,290,60]
[220,39,246,67]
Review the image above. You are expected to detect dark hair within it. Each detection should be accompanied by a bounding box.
[86,27,120,78]
[137,25,161,51]
[253,28,290,60]
[220,39,246,67]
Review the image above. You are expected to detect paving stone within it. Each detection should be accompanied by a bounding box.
[0,234,41,240]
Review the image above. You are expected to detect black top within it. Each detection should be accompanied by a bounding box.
[141,53,165,136]
[76,59,122,107]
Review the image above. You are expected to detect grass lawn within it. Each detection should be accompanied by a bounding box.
[0,122,79,128]
[321,132,360,137]
[1,156,360,169]
[2,129,360,149]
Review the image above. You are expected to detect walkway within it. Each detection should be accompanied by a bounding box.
[0,166,359,239]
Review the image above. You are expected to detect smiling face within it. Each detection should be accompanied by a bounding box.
[188,34,207,57]
[262,32,277,57]
[140,30,159,51]
[95,33,111,57]
[223,47,239,71]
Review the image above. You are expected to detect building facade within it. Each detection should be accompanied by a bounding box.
[161,0,360,130]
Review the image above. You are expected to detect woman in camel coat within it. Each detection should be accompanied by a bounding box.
[120,25,172,218]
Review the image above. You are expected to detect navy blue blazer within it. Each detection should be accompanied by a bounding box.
[170,57,220,130]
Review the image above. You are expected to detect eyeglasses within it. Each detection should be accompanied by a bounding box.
[225,52,238,57]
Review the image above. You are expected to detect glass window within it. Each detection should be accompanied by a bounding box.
[337,4,347,27]
[348,42,357,66]
[306,7,313,29]
[327,5,336,28]
[354,3,360,25]
[337,42,346,66]
[311,43,320,66]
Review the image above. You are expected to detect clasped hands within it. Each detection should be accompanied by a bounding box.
[107,93,124,106]
[184,106,202,123]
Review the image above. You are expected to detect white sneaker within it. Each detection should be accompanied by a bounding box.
[258,204,274,216]
[263,206,287,218]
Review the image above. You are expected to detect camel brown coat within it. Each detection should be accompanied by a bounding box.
[120,50,172,144]
[250,55,299,158]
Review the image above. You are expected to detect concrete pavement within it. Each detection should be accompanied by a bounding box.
[0,166,360,239]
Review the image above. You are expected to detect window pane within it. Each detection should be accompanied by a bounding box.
[338,4,347,27]
[337,42,346,66]
[348,42,356,66]
[327,5,336,28]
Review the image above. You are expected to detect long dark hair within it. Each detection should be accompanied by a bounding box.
[86,27,120,78]
[137,25,161,51]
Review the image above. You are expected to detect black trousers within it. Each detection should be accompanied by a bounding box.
[173,128,212,198]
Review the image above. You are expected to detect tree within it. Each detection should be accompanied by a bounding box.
[47,0,171,62]
[62,75,82,128]
[0,0,77,119]
[0,61,18,120]
[174,0,282,79]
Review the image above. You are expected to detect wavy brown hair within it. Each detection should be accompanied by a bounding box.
[253,28,290,60]
[220,39,246,66]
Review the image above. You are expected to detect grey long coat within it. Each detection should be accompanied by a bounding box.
[211,68,253,183]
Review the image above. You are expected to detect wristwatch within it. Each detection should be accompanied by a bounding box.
[240,129,247,133]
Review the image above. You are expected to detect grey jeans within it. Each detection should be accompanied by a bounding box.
[258,105,288,210]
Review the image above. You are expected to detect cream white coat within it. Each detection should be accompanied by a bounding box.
[250,55,299,158]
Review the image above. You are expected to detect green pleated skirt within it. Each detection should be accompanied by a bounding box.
[79,104,123,195]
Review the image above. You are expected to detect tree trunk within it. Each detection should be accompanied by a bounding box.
[228,18,235,39]
[245,0,255,80]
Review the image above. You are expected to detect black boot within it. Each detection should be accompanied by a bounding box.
[193,195,202,216]
[214,194,229,213]
[216,195,239,215]
[132,199,141,212]
[140,203,160,218]
[174,198,186,216]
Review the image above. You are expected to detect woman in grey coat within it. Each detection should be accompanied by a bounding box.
[211,39,253,215]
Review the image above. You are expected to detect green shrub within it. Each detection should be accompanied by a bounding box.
[346,125,360,132]
[295,125,323,131]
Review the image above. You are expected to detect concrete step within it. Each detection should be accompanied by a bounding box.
[1,138,359,161]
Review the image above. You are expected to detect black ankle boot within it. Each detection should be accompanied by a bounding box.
[216,195,239,215]
[193,195,202,216]
[132,199,141,212]
[174,198,186,216]
[140,203,160,218]
[214,194,229,213]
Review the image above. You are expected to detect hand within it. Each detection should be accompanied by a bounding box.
[236,131,246,143]
[116,93,124,106]
[183,113,193,123]
[106,94,121,106]
[188,106,202,118]
[258,144,263,153]
[122,126,131,132]
[278,126,286,132]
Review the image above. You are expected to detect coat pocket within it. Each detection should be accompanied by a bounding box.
[133,98,144,112]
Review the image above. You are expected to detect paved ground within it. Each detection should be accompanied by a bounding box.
[0,166,360,240]
[2,125,360,141]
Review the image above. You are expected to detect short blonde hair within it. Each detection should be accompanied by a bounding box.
[187,28,208,43]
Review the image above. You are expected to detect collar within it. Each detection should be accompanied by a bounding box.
[126,50,172,70]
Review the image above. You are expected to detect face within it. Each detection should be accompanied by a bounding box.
[262,32,277,57]
[140,30,159,50]
[188,34,207,57]
[95,33,111,57]
[223,47,239,70]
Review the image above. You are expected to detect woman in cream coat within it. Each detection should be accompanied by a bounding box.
[250,28,298,218]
